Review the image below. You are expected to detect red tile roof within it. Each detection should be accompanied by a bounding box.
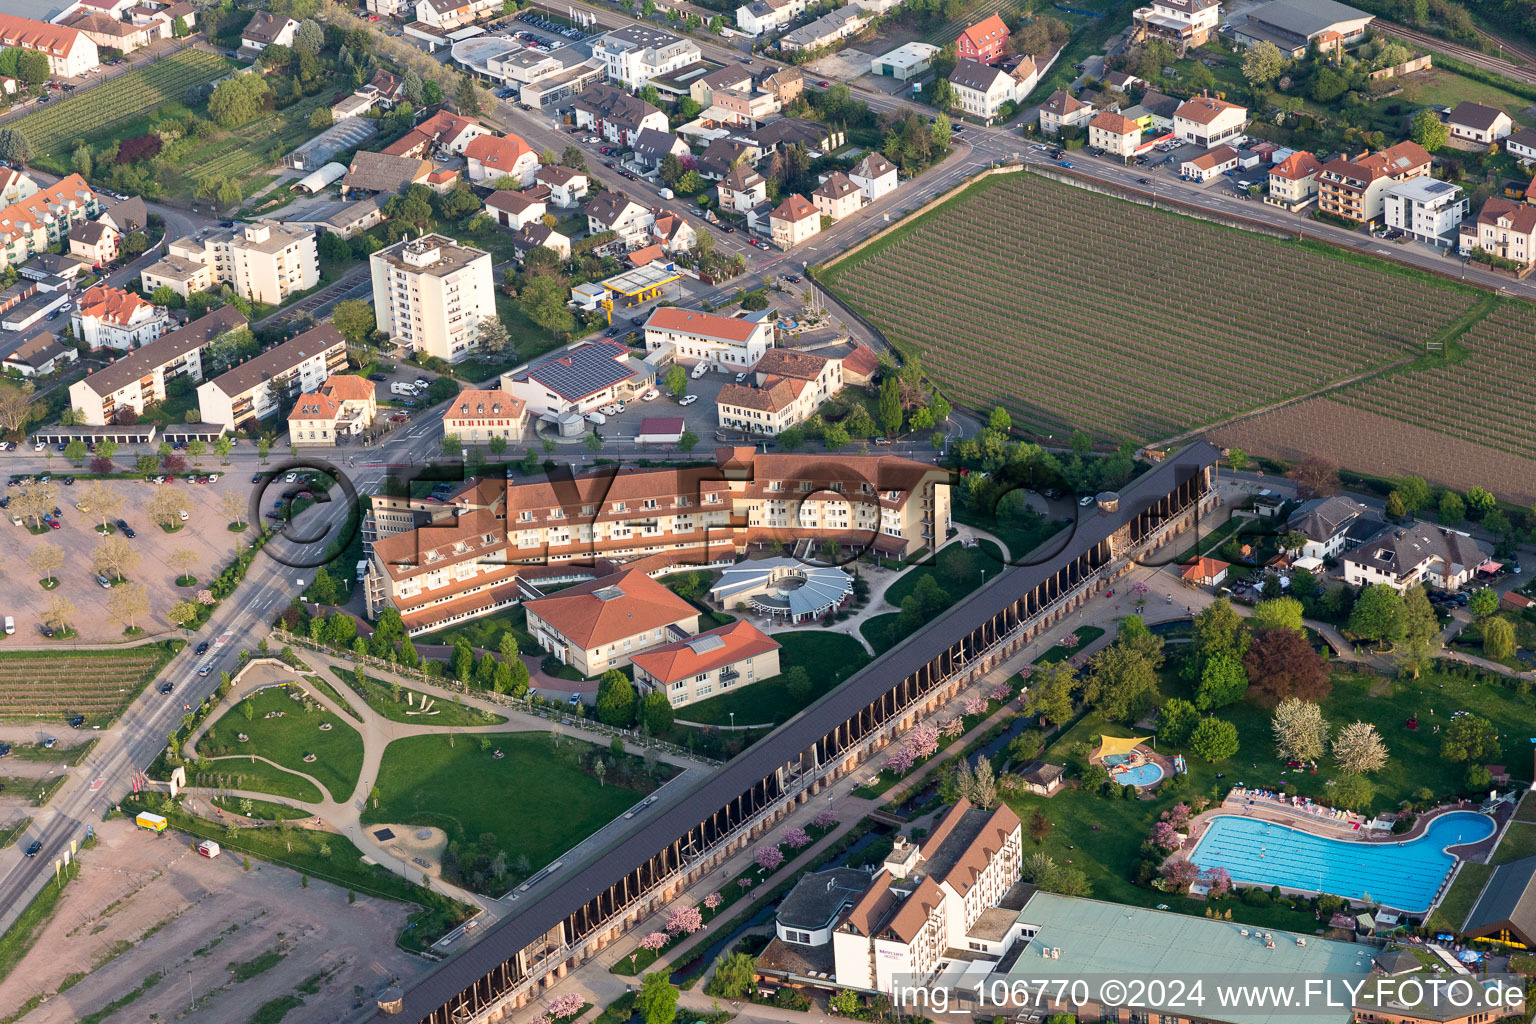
[839,344,879,380]
[443,388,526,424]
[1270,150,1322,180]
[77,284,151,325]
[465,132,533,171]
[771,193,817,223]
[0,13,88,57]
[523,568,698,650]
[0,174,95,249]
[646,307,760,344]
[957,13,1008,50]
[318,374,376,403]
[629,619,780,685]
[288,391,342,421]
[753,348,829,380]
[1181,556,1230,580]
[1174,96,1243,126]
[1089,110,1140,135]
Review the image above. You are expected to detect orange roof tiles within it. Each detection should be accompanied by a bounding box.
[289,391,342,421]
[752,348,829,380]
[465,132,533,171]
[957,13,1009,50]
[0,173,95,249]
[523,568,698,650]
[1270,150,1321,180]
[444,388,526,423]
[629,620,780,685]
[646,307,761,344]
[318,374,376,403]
[1089,110,1140,135]
[771,193,817,223]
[77,284,151,325]
[839,344,880,380]
[1174,96,1243,125]
[1181,555,1230,580]
[0,13,88,57]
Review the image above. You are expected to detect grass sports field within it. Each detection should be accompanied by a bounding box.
[0,645,179,727]
[819,171,1482,445]
[11,50,232,160]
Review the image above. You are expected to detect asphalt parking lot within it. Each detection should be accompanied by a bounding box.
[588,365,729,444]
[0,471,257,643]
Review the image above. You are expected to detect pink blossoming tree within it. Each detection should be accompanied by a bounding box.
[963,695,986,717]
[1159,858,1200,892]
[666,905,703,935]
[1203,867,1233,898]
[781,827,811,849]
[1149,821,1182,852]
[639,931,669,952]
[704,891,722,910]
[812,809,838,829]
[908,722,939,759]
[755,845,784,871]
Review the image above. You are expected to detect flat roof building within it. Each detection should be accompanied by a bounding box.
[369,234,496,364]
[196,322,348,433]
[69,306,248,426]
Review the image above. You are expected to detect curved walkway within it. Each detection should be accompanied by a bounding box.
[179,650,715,918]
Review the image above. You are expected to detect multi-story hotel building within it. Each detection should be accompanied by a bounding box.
[196,323,348,432]
[1317,141,1430,224]
[68,306,247,425]
[144,223,319,305]
[369,234,496,364]
[362,446,951,634]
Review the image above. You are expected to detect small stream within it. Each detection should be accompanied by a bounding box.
[670,901,777,986]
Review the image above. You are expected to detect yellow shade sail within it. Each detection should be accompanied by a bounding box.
[1097,734,1148,759]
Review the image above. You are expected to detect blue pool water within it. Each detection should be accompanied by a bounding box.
[1113,762,1164,786]
[1189,811,1495,912]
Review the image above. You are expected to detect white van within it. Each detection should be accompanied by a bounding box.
[691,363,707,379]
[3,616,13,635]
[585,411,606,425]
[390,382,417,397]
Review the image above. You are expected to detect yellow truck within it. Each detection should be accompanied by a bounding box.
[134,812,168,833]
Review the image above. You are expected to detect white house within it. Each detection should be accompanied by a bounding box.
[1038,90,1092,135]
[948,60,1016,122]
[586,191,655,247]
[464,133,539,185]
[592,25,700,88]
[643,306,773,369]
[1181,145,1239,181]
[1447,102,1513,146]
[571,84,669,146]
[241,11,297,50]
[1265,149,1323,210]
[735,0,805,35]
[1383,177,1467,247]
[1458,197,1536,266]
[1132,0,1220,52]
[1285,496,1372,561]
[485,190,547,231]
[415,0,497,30]
[848,152,898,201]
[1343,522,1489,593]
[1173,96,1248,148]
[71,285,169,351]
[1506,128,1536,163]
[1088,110,1143,159]
[717,163,768,213]
[535,165,589,208]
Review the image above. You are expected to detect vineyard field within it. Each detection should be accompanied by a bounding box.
[9,50,233,160]
[0,645,179,727]
[819,172,1481,444]
[1212,301,1536,504]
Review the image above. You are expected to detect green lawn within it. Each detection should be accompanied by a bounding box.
[212,795,313,822]
[1429,862,1491,934]
[302,674,362,722]
[988,658,1533,937]
[414,605,536,654]
[361,733,656,874]
[953,508,1066,564]
[328,667,507,727]
[673,632,871,727]
[859,612,903,655]
[1395,66,1536,129]
[1492,821,1536,866]
[197,686,363,802]
[885,540,1007,609]
[1518,791,1536,823]
[198,757,324,804]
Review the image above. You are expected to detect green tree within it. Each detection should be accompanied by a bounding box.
[639,689,673,734]
[1438,490,1465,523]
[1189,717,1239,763]
[1195,653,1248,711]
[1023,660,1076,726]
[635,972,678,1024]
[823,424,849,450]
[171,14,188,36]
[1465,486,1496,519]
[931,110,952,148]
[1082,635,1162,724]
[1410,107,1448,152]
[1385,491,1406,519]
[1482,616,1516,661]
[1395,585,1440,678]
[988,406,1011,433]
[455,75,484,116]
[877,375,902,438]
[1156,697,1200,747]
[64,438,87,464]
[332,298,377,346]
[70,144,92,178]
[0,128,30,165]
[1441,712,1499,763]
[1250,597,1304,633]
[784,664,813,701]
[1468,587,1499,620]
[14,51,48,85]
[1226,448,1249,472]
[777,426,804,451]
[207,75,272,128]
[1189,598,1250,675]
[663,364,687,396]
[1394,475,1431,513]
[707,951,757,998]
[596,669,636,727]
[1348,584,1404,651]
[518,275,576,335]
[1241,40,1287,85]
[293,18,325,54]
[1330,773,1376,813]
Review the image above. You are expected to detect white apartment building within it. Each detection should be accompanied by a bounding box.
[1087,110,1144,159]
[369,234,497,364]
[68,306,247,426]
[0,174,99,271]
[1173,96,1248,148]
[70,285,169,351]
[828,801,1025,992]
[1383,177,1467,247]
[643,306,773,369]
[442,387,529,444]
[415,0,496,30]
[948,60,1017,122]
[0,14,99,77]
[1132,0,1220,51]
[735,0,805,35]
[145,223,319,305]
[591,25,700,88]
[196,323,348,433]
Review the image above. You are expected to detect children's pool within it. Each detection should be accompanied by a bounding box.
[1113,762,1164,786]
[1188,811,1495,912]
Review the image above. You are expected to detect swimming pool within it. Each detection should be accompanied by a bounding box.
[1189,811,1495,912]
[1113,762,1164,786]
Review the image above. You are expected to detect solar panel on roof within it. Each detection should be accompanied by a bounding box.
[1423,181,1454,195]
[685,634,727,655]
[530,346,635,399]
[595,586,626,601]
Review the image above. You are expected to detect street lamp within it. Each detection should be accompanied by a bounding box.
[729,712,735,730]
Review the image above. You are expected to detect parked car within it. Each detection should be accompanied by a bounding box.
[679,394,698,406]
[195,640,210,655]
